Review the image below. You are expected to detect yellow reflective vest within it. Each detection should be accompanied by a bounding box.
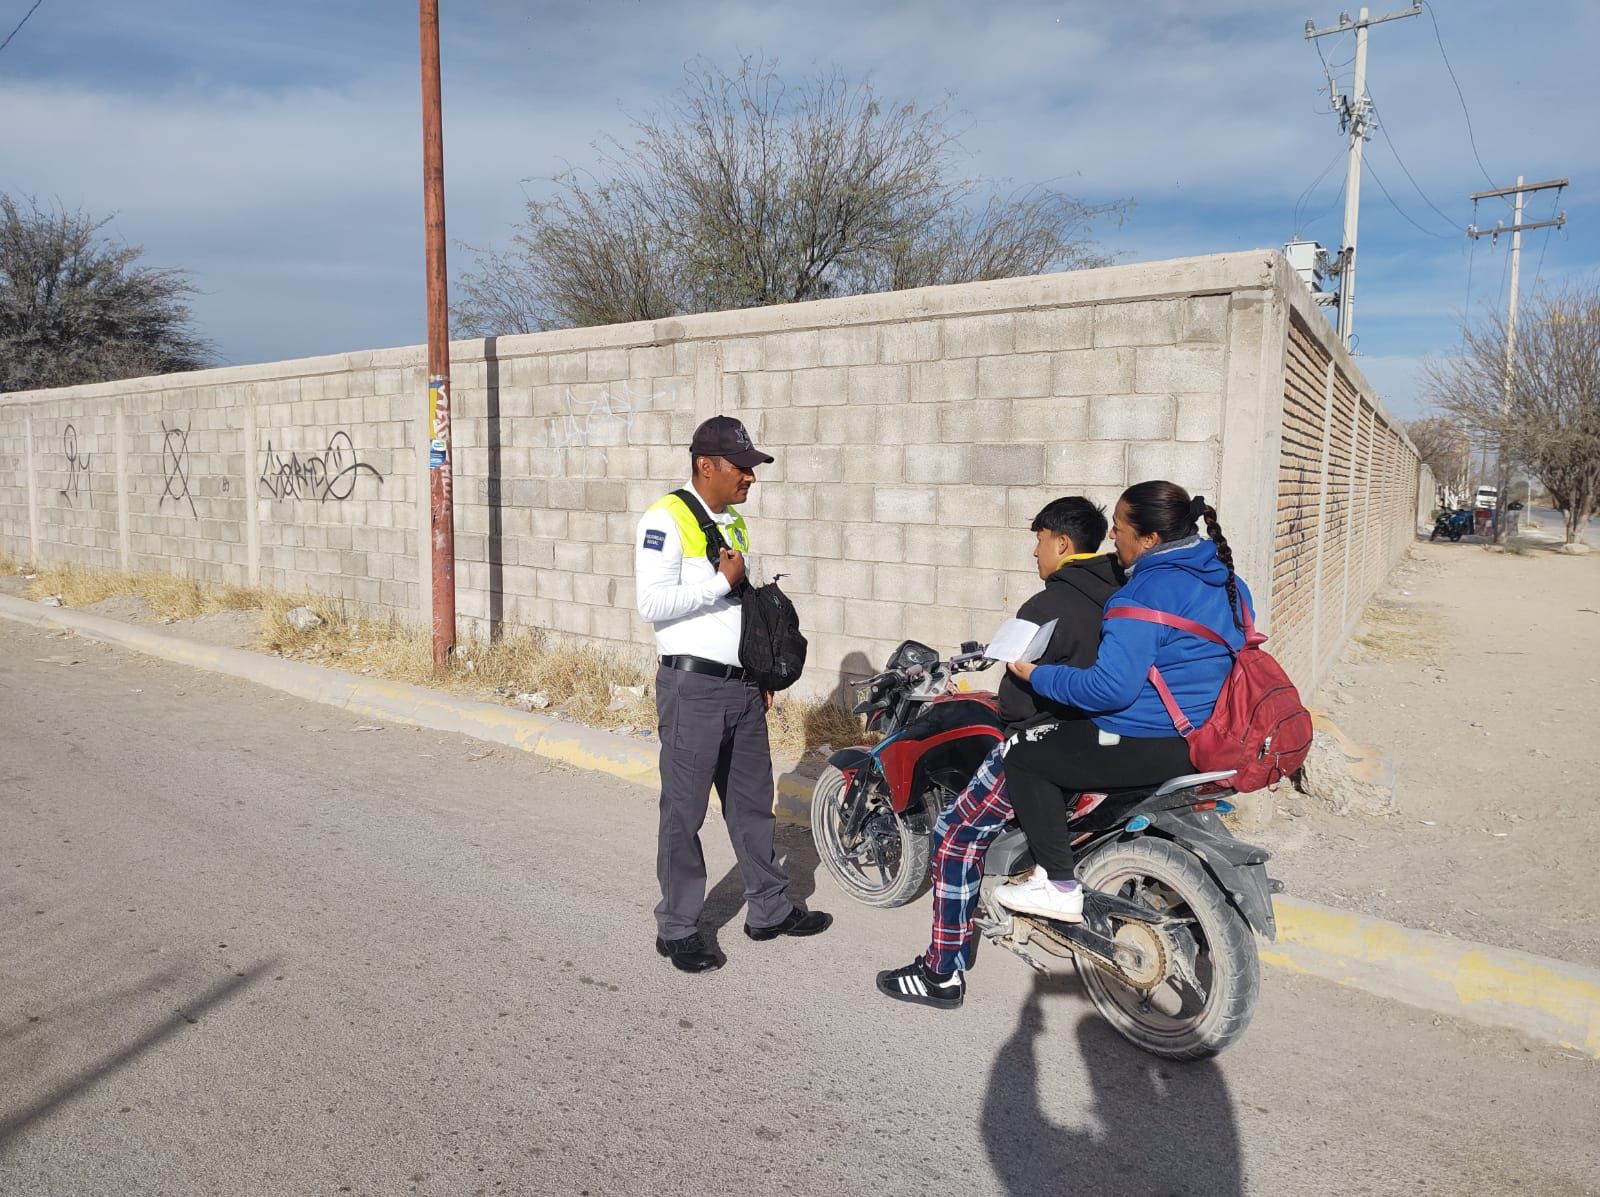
[648,491,750,560]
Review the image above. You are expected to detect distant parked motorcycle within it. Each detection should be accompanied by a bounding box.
[1430,508,1473,541]
[810,638,1278,1059]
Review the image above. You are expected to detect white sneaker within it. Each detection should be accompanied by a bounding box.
[994,865,1085,922]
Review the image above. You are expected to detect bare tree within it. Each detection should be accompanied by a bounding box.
[1,195,212,393]
[454,59,1126,334]
[1405,415,1472,505]
[1424,285,1600,544]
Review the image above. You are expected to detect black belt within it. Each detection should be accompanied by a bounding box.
[660,654,750,682]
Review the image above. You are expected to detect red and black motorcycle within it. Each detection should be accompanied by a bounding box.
[809,638,1001,907]
[810,637,1279,1059]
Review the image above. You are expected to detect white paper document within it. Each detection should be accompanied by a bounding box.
[984,617,1058,664]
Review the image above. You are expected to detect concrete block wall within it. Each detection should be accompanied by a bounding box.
[1267,287,1422,693]
[0,250,1418,697]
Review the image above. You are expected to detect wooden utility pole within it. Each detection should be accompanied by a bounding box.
[419,0,456,668]
[1304,2,1422,349]
[1467,176,1569,541]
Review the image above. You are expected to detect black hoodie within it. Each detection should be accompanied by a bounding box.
[996,553,1126,733]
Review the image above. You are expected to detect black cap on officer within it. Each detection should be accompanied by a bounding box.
[690,415,774,470]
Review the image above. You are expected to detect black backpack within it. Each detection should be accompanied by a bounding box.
[672,489,808,692]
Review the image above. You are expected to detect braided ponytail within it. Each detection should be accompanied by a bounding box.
[1199,502,1242,630]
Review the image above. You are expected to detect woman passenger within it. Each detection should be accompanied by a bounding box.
[994,480,1255,922]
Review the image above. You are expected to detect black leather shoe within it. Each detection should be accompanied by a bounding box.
[744,907,833,941]
[655,932,722,973]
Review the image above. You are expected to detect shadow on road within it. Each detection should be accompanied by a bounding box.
[0,958,280,1148]
[980,974,1243,1196]
[701,823,822,952]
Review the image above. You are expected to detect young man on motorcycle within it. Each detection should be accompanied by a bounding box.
[995,481,1254,923]
[876,497,1124,1009]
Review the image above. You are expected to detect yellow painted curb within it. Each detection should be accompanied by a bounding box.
[1268,898,1600,1058]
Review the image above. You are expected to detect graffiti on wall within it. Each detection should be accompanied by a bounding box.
[160,420,198,517]
[259,431,383,502]
[58,424,91,505]
[548,381,677,448]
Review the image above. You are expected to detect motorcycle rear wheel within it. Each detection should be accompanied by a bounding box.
[810,765,931,908]
[1074,836,1260,1061]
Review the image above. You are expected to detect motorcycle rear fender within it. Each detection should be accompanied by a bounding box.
[979,812,1277,940]
[1151,809,1278,940]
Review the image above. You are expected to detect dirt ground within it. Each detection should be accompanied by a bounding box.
[1257,517,1600,966]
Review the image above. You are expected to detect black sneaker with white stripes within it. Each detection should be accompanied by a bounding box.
[875,958,965,1009]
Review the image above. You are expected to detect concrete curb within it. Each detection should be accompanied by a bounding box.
[1268,900,1600,1059]
[5,593,1597,1058]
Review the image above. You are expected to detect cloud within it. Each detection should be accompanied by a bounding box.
[0,0,1594,397]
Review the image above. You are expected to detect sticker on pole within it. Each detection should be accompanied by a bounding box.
[428,375,451,470]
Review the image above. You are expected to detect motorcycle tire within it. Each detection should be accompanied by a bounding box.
[809,764,931,908]
[1449,530,1463,542]
[1073,836,1260,1061]
[1430,526,1441,541]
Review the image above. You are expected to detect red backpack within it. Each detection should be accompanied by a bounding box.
[1105,599,1313,793]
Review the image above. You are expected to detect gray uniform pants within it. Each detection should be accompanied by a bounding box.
[654,665,793,939]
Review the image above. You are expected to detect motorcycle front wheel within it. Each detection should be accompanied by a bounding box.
[1074,836,1260,1061]
[1430,525,1442,541]
[810,765,931,908]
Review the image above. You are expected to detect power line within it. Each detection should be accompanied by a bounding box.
[1292,144,1347,234]
[1366,89,1464,233]
[1464,200,1479,320]
[1497,231,1511,312]
[1307,177,1348,235]
[1530,223,1554,296]
[0,0,45,54]
[1530,189,1564,296]
[1421,0,1501,193]
[1363,156,1457,241]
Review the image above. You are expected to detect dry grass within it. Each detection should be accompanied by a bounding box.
[1354,599,1442,663]
[18,556,869,758]
[770,695,871,759]
[255,593,867,754]
[25,562,266,620]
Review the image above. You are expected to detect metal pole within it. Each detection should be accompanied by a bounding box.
[420,0,455,669]
[1335,7,1371,349]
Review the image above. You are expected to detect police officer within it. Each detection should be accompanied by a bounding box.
[634,415,832,972]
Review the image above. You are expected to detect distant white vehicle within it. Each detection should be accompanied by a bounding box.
[1473,486,1499,511]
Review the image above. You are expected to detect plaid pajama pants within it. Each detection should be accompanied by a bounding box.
[924,742,1013,975]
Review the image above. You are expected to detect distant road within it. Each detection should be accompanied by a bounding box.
[1524,503,1597,544]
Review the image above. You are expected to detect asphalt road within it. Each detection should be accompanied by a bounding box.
[2,619,1597,1196]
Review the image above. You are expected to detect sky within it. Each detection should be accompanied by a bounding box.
[2,0,1595,420]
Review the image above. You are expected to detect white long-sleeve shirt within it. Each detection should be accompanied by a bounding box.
[634,493,744,666]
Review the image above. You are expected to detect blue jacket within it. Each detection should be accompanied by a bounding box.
[1028,536,1254,738]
